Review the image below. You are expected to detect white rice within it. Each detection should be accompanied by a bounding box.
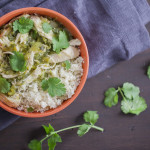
[17,57,83,112]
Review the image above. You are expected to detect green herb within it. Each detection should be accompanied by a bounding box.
[28,140,41,150]
[9,51,26,72]
[121,96,147,115]
[64,60,71,70]
[31,30,39,40]
[41,77,66,97]
[48,133,62,150]
[52,31,69,53]
[27,107,34,113]
[0,77,11,94]
[42,22,52,33]
[28,111,104,150]
[13,17,33,34]
[122,82,140,99]
[104,88,118,107]
[104,82,147,115]
[147,65,150,79]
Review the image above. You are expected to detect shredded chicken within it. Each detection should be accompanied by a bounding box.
[31,16,54,41]
[48,46,80,63]
[0,94,20,108]
[0,73,19,79]
[69,39,81,46]
[3,52,14,55]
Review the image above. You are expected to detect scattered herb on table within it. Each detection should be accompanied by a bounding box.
[9,51,27,72]
[28,111,104,150]
[104,82,147,115]
[0,77,11,93]
[13,17,34,34]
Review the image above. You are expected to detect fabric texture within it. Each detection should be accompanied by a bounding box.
[0,0,150,131]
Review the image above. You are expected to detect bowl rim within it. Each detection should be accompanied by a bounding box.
[0,7,89,118]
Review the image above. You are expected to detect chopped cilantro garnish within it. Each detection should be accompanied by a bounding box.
[64,60,71,70]
[52,31,69,53]
[0,77,11,94]
[27,107,34,113]
[42,22,52,33]
[41,77,66,97]
[9,51,27,72]
[13,17,33,34]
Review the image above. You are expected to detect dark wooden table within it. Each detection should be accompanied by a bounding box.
[1,48,150,150]
[1,1,150,149]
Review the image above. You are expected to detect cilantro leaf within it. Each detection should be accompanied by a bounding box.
[77,124,91,137]
[147,66,150,79]
[42,22,52,33]
[104,88,118,107]
[64,60,71,70]
[52,31,69,53]
[28,139,41,150]
[27,107,34,113]
[9,51,26,72]
[83,111,99,125]
[43,124,54,135]
[31,29,39,40]
[13,17,33,34]
[122,82,140,99]
[41,77,66,97]
[48,133,62,150]
[121,96,147,115]
[0,77,11,93]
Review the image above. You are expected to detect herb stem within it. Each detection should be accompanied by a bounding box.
[118,87,126,100]
[92,125,104,132]
[40,124,104,144]
[40,125,81,144]
[55,125,81,134]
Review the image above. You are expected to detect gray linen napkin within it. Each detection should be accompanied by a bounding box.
[0,0,150,131]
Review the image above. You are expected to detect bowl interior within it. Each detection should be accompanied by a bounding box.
[0,7,89,117]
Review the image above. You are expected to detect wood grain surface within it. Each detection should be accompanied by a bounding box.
[1,47,150,150]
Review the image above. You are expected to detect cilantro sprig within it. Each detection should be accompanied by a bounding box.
[9,51,27,72]
[13,17,33,34]
[104,82,147,115]
[52,31,69,53]
[41,77,66,97]
[0,77,11,94]
[28,111,104,150]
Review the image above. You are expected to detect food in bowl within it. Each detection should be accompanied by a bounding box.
[0,14,83,112]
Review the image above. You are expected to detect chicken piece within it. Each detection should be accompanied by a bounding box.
[31,16,54,41]
[0,73,19,79]
[21,67,42,90]
[69,39,81,46]
[15,33,28,44]
[0,27,11,49]
[0,27,11,37]
[0,36,11,48]
[0,93,20,108]
[48,46,80,63]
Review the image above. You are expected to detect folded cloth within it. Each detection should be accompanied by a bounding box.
[0,0,150,131]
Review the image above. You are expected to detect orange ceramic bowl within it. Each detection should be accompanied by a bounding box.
[0,7,89,118]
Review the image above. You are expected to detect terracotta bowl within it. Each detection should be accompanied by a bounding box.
[0,7,89,117]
